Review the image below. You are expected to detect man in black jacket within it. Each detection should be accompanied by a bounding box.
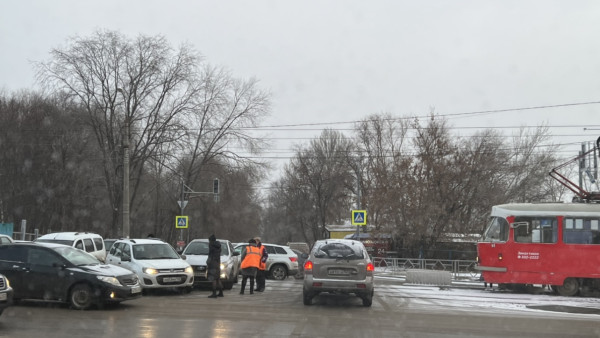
[207,234,224,298]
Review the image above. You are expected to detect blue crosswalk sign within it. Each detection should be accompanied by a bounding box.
[176,216,188,229]
[351,210,367,226]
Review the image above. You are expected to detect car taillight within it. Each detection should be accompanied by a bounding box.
[289,257,297,262]
[304,260,313,272]
[366,263,374,272]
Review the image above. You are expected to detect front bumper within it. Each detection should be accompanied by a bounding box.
[140,273,194,289]
[102,283,143,302]
[0,287,13,310]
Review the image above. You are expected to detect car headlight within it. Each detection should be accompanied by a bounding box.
[220,263,226,271]
[97,276,122,286]
[185,266,194,274]
[5,278,10,288]
[143,267,158,275]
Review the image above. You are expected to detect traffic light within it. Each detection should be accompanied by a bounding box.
[213,178,219,194]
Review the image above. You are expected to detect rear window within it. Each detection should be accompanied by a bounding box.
[93,238,104,251]
[83,238,95,252]
[313,242,365,260]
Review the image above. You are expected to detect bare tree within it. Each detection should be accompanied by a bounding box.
[281,129,355,242]
[37,30,213,236]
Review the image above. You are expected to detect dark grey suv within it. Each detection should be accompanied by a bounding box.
[302,239,375,307]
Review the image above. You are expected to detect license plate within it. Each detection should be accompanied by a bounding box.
[194,272,205,277]
[0,293,6,301]
[329,269,348,275]
[163,277,181,283]
[131,285,142,294]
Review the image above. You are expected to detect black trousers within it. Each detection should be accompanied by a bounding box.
[256,269,266,290]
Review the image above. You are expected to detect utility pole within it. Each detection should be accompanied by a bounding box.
[355,168,361,239]
[179,179,186,242]
[117,88,131,239]
[122,118,130,238]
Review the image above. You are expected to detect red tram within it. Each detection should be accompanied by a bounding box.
[476,202,600,296]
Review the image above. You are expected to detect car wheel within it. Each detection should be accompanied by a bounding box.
[70,284,94,310]
[361,291,373,307]
[270,264,288,280]
[303,289,313,305]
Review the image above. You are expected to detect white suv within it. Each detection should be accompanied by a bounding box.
[35,232,106,262]
[106,238,194,292]
[234,243,299,280]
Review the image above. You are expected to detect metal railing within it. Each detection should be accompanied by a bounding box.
[372,257,480,280]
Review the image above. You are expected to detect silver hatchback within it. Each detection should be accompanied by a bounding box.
[302,239,374,307]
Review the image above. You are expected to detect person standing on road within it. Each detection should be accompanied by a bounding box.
[254,237,268,292]
[207,234,224,298]
[240,238,260,295]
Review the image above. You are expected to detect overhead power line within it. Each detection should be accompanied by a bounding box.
[243,100,600,130]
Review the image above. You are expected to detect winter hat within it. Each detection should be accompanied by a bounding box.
[209,234,216,241]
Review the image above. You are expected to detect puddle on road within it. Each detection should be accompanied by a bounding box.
[527,305,600,315]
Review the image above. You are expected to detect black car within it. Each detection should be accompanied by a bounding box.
[0,273,13,315]
[0,242,142,310]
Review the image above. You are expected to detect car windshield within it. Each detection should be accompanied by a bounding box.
[183,241,209,255]
[132,243,180,259]
[53,246,101,266]
[183,240,230,255]
[313,242,364,260]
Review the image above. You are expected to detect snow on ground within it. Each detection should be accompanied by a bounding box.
[375,274,600,319]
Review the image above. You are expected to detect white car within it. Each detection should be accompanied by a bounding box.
[35,232,106,262]
[234,243,299,280]
[106,238,194,292]
[182,239,240,289]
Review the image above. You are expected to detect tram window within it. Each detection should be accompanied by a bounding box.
[482,217,508,242]
[563,218,600,244]
[513,217,557,244]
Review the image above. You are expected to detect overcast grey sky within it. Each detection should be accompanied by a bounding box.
[2,0,600,167]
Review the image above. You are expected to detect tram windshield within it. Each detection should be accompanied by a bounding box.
[482,217,509,242]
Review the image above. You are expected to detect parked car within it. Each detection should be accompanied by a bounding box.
[0,235,14,245]
[103,239,118,253]
[106,238,194,292]
[181,238,240,289]
[0,273,13,315]
[35,232,106,262]
[0,242,141,310]
[234,243,299,280]
[302,239,374,307]
[291,248,307,279]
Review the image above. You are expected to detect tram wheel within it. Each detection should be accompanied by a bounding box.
[557,278,579,297]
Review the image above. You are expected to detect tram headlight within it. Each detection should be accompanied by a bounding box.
[498,253,503,261]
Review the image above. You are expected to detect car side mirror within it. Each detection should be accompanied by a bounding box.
[301,253,309,259]
[233,252,240,256]
[180,254,187,260]
[121,255,131,262]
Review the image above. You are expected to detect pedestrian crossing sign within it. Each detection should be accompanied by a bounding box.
[176,216,189,229]
[351,210,367,226]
